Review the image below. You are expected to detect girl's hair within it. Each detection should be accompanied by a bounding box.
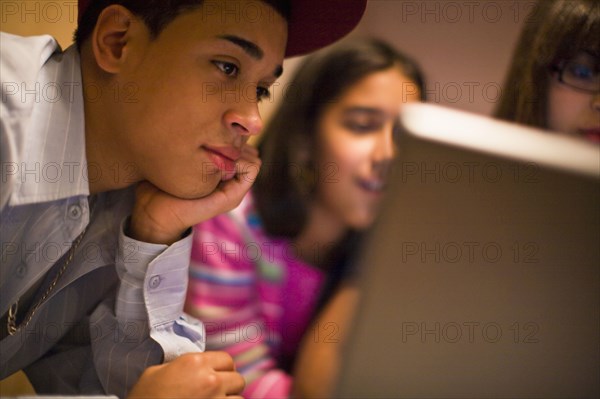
[494,0,600,128]
[74,0,290,48]
[254,37,425,239]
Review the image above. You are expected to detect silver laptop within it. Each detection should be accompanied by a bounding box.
[335,103,600,398]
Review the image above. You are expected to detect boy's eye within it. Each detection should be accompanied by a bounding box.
[256,86,271,101]
[213,61,239,77]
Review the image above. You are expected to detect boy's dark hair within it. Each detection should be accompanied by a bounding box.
[74,0,290,49]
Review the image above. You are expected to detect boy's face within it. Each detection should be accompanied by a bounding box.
[109,0,287,199]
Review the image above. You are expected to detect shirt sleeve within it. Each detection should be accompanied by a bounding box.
[0,91,17,210]
[89,218,205,398]
[186,214,292,399]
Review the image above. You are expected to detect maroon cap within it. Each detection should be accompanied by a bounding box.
[77,0,367,58]
[283,0,367,57]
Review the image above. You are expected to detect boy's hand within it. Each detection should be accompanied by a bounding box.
[128,352,245,399]
[128,144,260,245]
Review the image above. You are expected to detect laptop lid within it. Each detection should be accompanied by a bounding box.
[335,103,600,398]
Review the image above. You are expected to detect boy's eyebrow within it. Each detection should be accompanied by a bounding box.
[218,34,264,59]
[217,34,283,78]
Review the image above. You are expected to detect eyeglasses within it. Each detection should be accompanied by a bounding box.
[551,59,600,94]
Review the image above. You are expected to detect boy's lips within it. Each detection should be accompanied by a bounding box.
[202,145,241,180]
[203,145,242,162]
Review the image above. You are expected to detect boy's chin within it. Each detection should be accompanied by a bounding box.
[159,179,221,201]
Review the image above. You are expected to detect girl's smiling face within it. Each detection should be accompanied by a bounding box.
[313,67,421,230]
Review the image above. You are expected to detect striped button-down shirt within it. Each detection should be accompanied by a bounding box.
[0,33,204,398]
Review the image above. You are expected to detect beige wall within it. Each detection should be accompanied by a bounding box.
[262,0,527,120]
[354,0,526,115]
[1,0,77,47]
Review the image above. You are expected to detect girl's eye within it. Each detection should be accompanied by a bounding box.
[567,63,594,81]
[256,87,271,102]
[342,120,379,133]
[213,61,239,77]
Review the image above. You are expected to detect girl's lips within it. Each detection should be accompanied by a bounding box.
[356,177,386,194]
[579,128,600,143]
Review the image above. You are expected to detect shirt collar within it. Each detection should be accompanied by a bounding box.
[10,44,89,206]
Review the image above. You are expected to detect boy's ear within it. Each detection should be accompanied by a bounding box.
[91,5,139,74]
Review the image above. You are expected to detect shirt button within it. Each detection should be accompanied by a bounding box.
[15,263,27,278]
[68,204,82,220]
[149,275,161,289]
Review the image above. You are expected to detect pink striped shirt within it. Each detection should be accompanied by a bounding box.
[186,193,325,398]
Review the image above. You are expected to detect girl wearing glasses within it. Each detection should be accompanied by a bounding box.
[495,0,599,142]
